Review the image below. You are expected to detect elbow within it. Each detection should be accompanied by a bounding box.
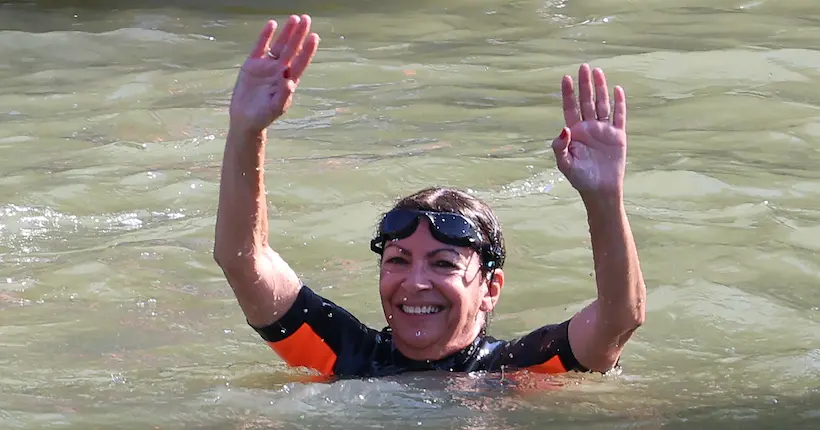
[600,301,644,341]
[212,242,234,269]
[213,242,257,273]
[629,303,645,330]
[620,285,646,332]
[622,302,645,334]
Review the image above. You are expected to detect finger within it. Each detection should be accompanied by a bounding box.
[577,64,595,121]
[250,20,277,58]
[288,33,320,82]
[551,127,573,173]
[562,75,581,126]
[269,15,300,57]
[593,68,610,121]
[278,14,311,66]
[271,78,298,114]
[612,85,627,130]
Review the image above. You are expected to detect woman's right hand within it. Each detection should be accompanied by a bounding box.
[229,15,320,136]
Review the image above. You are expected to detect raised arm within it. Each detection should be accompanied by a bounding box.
[550,64,646,372]
[213,16,320,327]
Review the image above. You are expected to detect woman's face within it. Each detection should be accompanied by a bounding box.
[378,219,504,361]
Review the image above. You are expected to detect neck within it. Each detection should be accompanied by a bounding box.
[393,319,485,361]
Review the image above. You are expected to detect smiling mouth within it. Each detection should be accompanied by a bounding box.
[400,305,442,315]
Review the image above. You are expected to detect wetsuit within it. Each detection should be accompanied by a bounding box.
[251,286,588,378]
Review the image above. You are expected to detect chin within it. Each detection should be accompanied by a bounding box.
[391,327,447,360]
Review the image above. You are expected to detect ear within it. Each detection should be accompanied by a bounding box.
[479,269,504,312]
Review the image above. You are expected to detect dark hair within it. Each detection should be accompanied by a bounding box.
[376,187,506,275]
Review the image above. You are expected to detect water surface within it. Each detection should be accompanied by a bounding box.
[1,0,819,428]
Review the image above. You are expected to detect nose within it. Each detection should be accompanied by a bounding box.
[400,259,432,292]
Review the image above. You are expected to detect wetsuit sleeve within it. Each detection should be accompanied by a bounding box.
[499,319,589,374]
[249,286,378,377]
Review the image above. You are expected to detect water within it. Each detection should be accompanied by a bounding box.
[2,0,819,428]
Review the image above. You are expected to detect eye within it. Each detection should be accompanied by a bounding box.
[434,260,458,269]
[385,256,408,265]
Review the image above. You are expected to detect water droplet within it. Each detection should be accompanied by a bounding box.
[303,308,308,313]
[110,373,127,384]
[328,313,333,318]
[416,331,422,337]
[236,251,243,257]
[281,328,287,334]
[358,394,365,400]
[388,314,393,320]
[509,353,514,358]
[223,329,233,335]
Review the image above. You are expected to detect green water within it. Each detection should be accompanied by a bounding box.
[1,0,819,428]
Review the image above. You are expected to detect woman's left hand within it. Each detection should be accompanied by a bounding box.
[551,64,627,200]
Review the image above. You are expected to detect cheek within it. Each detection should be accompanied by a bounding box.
[378,270,398,300]
[454,275,485,312]
[439,277,478,309]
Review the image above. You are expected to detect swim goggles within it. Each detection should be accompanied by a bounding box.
[370,209,503,269]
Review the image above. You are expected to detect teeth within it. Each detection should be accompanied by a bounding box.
[401,305,441,315]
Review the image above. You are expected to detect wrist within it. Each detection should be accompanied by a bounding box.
[227,125,267,144]
[581,191,625,220]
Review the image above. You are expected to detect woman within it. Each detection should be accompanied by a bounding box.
[214,15,646,378]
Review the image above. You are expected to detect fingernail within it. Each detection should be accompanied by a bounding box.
[559,128,568,140]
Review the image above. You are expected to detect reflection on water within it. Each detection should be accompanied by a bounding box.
[1,0,819,428]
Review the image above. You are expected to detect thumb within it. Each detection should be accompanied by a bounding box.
[551,127,572,172]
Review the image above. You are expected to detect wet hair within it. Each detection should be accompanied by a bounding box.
[376,186,506,276]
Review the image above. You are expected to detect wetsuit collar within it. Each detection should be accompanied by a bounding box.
[383,327,486,373]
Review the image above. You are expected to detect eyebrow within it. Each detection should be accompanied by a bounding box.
[384,244,462,258]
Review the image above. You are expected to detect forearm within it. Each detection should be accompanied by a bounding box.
[213,128,301,326]
[583,193,646,338]
[214,128,269,264]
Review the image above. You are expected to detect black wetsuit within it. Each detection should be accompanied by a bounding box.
[252,286,588,378]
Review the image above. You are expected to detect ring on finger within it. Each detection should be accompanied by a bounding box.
[266,50,279,60]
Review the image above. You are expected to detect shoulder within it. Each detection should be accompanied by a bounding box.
[250,286,383,376]
[249,285,323,342]
[496,319,590,374]
[251,285,373,344]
